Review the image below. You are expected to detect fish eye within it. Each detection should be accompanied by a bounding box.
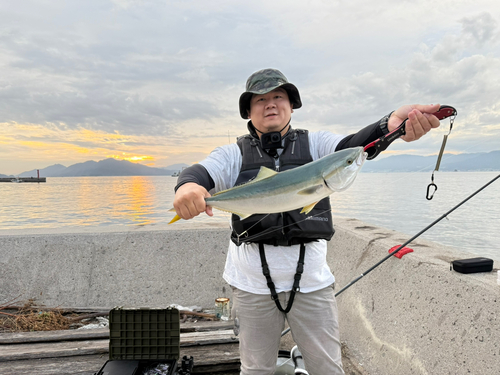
[346,159,353,165]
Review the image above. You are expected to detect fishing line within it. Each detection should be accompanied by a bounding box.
[232,208,336,243]
[334,172,500,297]
[234,213,271,242]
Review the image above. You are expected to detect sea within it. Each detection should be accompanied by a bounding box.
[0,172,499,261]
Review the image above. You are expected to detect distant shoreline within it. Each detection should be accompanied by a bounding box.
[2,150,499,177]
[2,170,499,178]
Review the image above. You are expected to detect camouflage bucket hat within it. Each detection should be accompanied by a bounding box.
[239,68,302,119]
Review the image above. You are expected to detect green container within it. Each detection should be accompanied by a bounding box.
[109,307,180,360]
[95,307,180,375]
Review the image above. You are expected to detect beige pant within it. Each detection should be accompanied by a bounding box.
[231,285,344,375]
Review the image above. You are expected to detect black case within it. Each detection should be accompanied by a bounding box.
[451,257,493,274]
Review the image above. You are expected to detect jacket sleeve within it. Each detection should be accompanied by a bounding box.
[335,112,392,151]
[174,164,215,192]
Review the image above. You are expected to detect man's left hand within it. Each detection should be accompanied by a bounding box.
[388,104,441,142]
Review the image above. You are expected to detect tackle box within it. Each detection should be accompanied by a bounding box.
[451,257,494,274]
[95,307,180,375]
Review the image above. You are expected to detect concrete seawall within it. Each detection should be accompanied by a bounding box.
[1,219,498,374]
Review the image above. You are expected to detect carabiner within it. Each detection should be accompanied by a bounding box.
[426,183,437,200]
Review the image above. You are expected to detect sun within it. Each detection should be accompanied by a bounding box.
[108,154,155,163]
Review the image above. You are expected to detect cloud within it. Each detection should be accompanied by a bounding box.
[291,10,500,140]
[0,0,500,174]
[460,11,499,46]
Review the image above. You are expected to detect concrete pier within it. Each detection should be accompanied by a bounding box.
[0,219,498,375]
[0,177,46,183]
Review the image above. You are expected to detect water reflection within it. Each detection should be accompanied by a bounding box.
[72,176,160,226]
[115,176,155,225]
[0,176,177,228]
[0,173,498,260]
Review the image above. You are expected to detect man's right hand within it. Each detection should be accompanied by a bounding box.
[172,183,213,220]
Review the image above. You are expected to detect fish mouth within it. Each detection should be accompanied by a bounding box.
[324,149,366,192]
[358,151,368,166]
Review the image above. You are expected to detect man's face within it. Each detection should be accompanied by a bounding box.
[248,88,293,135]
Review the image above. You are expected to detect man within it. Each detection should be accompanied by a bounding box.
[172,68,440,374]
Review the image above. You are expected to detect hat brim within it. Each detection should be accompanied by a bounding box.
[239,83,302,119]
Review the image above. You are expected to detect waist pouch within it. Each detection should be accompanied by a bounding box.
[451,257,494,274]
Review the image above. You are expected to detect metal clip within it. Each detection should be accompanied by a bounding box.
[426,172,437,200]
[425,105,458,200]
[426,183,437,200]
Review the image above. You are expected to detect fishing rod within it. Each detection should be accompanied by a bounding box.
[280,172,500,339]
[334,172,500,297]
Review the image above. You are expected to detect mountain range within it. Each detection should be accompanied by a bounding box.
[0,150,498,177]
[0,159,189,178]
[361,150,500,172]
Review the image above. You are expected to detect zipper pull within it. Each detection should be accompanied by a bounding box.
[289,131,298,155]
[250,139,263,158]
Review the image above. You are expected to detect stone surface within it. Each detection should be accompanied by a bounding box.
[1,218,498,374]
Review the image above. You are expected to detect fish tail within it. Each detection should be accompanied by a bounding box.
[168,214,182,224]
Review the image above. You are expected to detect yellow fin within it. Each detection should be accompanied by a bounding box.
[211,167,277,197]
[168,214,182,224]
[300,201,319,214]
[254,166,278,181]
[237,213,253,220]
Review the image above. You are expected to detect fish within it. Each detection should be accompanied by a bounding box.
[169,146,367,224]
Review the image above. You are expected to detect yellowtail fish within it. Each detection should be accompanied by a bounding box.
[169,146,366,224]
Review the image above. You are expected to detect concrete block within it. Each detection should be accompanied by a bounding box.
[329,218,499,375]
[0,223,232,308]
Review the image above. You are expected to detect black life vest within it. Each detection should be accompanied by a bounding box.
[230,128,335,246]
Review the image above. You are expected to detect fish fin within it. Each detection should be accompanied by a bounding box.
[168,214,182,224]
[237,213,253,220]
[211,167,277,197]
[297,184,323,195]
[254,166,278,181]
[212,207,253,220]
[300,201,319,214]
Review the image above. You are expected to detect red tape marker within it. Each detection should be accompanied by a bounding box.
[389,245,414,259]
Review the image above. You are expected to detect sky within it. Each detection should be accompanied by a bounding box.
[1,0,500,175]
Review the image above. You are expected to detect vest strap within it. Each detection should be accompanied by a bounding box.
[258,242,306,313]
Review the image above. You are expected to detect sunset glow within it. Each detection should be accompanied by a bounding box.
[1,2,499,176]
[108,155,155,163]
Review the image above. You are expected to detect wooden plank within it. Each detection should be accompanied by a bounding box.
[181,320,234,332]
[182,343,240,374]
[0,354,107,375]
[0,328,110,344]
[0,330,238,362]
[180,329,238,346]
[0,340,109,361]
[0,321,234,344]
[0,344,240,375]
[182,343,240,366]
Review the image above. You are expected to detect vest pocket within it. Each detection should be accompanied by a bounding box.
[231,213,284,246]
[282,198,334,242]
